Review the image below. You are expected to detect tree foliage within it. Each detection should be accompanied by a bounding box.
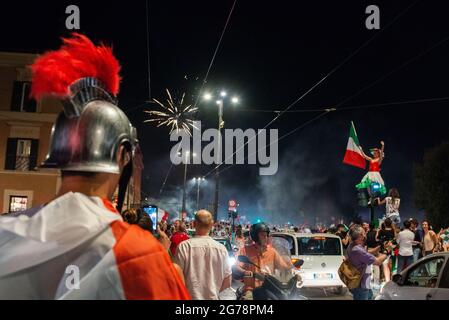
[414,142,449,230]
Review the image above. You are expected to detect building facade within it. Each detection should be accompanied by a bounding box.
[0,52,61,214]
[0,52,143,214]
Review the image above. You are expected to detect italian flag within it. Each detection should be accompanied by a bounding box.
[158,208,169,222]
[343,121,366,170]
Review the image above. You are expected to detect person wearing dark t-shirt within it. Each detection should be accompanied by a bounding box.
[376,218,396,283]
[335,224,350,253]
[366,222,379,249]
[410,218,423,263]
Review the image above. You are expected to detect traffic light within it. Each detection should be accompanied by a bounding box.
[357,189,368,207]
[228,210,238,219]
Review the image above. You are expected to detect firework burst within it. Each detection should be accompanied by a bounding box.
[144,89,198,135]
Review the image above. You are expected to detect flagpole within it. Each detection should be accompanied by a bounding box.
[351,121,358,140]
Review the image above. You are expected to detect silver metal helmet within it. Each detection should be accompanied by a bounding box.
[30,34,138,212]
[41,77,138,174]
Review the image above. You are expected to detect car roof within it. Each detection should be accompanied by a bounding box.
[271,232,341,239]
[420,252,449,257]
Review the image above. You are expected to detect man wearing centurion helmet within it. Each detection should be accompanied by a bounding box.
[0,34,190,300]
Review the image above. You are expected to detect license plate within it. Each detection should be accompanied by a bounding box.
[314,273,333,279]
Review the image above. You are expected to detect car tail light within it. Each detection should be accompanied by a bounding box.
[291,258,301,269]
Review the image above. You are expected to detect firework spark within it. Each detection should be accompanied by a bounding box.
[144,89,198,135]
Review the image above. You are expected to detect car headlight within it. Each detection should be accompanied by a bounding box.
[228,257,236,265]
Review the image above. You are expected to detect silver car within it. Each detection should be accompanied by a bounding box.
[377,252,449,300]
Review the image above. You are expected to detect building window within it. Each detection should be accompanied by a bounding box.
[5,138,39,171]
[10,81,37,113]
[15,139,31,171]
[9,195,28,213]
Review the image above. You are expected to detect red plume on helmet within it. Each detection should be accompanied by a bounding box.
[30,33,121,100]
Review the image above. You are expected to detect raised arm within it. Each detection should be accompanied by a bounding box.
[377,197,387,206]
[375,229,381,242]
[359,146,373,161]
[379,141,385,165]
[274,249,294,271]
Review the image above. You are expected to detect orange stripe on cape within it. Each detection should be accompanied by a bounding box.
[110,220,190,300]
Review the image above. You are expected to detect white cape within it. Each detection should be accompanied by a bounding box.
[0,192,125,299]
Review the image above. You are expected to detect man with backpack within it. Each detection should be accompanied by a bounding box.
[342,224,389,300]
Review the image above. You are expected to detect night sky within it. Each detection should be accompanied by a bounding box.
[1,0,448,224]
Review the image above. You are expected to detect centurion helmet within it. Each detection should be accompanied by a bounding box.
[30,33,139,211]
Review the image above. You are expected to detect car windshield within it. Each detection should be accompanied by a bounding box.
[297,236,341,256]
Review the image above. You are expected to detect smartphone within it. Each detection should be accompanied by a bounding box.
[142,205,158,233]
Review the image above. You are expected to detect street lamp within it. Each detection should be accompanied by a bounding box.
[179,151,196,220]
[203,89,240,221]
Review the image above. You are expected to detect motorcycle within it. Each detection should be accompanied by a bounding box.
[234,237,307,300]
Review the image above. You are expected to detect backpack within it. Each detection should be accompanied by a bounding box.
[338,259,362,290]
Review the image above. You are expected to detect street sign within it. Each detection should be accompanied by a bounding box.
[228,199,237,211]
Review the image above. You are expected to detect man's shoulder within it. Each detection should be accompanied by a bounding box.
[177,236,204,249]
[348,244,366,255]
[188,236,227,250]
[240,243,257,255]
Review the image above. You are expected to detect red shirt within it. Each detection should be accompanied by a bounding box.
[369,160,381,172]
[170,232,190,256]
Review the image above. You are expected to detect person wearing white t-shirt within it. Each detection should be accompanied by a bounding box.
[396,220,417,273]
[174,210,232,300]
[377,188,401,226]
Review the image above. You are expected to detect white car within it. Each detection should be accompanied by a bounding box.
[376,252,449,300]
[271,232,346,294]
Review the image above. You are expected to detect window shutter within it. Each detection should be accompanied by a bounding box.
[23,82,37,113]
[9,82,36,113]
[29,139,39,170]
[5,138,18,170]
[10,81,22,111]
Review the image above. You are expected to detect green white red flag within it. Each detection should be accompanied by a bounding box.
[343,121,366,170]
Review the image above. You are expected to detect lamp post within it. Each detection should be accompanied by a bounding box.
[203,90,239,221]
[180,151,196,220]
[194,177,205,211]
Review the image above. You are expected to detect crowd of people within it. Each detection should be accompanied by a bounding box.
[119,201,449,300]
[346,218,448,298]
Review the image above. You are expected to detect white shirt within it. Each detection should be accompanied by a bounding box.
[385,197,400,215]
[397,229,415,257]
[174,236,232,300]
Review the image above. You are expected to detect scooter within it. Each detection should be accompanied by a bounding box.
[235,255,307,300]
